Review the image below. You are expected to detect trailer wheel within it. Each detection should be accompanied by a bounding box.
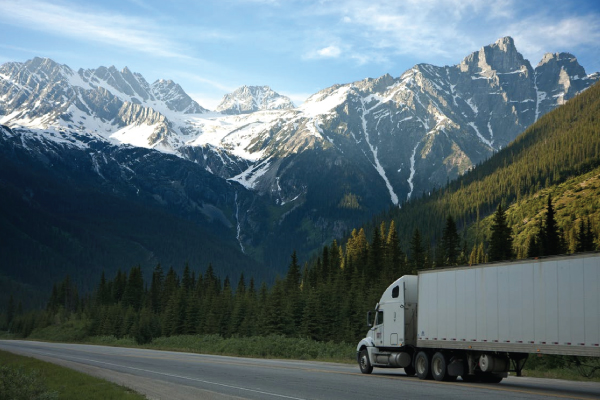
[404,365,416,376]
[415,351,432,380]
[358,349,373,374]
[431,352,451,381]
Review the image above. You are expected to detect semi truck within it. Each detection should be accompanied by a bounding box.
[356,252,600,383]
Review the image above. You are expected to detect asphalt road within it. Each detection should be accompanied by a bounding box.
[1,340,599,400]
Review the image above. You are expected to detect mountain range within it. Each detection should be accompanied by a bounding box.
[0,37,598,297]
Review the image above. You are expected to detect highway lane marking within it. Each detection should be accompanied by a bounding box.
[4,343,597,400]
[21,349,308,400]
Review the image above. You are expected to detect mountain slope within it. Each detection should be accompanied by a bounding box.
[0,124,267,295]
[381,80,600,254]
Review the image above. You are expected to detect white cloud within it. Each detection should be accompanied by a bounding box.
[294,0,600,69]
[317,45,342,58]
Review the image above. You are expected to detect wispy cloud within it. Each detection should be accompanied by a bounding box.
[509,14,600,65]
[0,0,193,60]
[299,0,600,67]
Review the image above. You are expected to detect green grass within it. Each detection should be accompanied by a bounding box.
[0,350,146,400]
[86,334,357,363]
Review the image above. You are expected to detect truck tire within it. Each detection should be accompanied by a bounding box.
[415,351,432,380]
[404,365,416,376]
[358,349,373,374]
[431,352,453,381]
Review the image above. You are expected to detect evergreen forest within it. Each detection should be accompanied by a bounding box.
[2,82,600,357]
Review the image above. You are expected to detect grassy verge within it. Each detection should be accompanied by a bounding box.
[0,350,146,400]
[87,334,357,363]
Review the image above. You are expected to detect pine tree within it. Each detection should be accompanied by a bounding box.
[182,263,194,293]
[385,220,406,279]
[441,215,460,266]
[586,218,596,251]
[409,228,425,271]
[112,270,127,303]
[285,251,301,292]
[97,271,110,306]
[488,204,514,262]
[123,266,144,311]
[150,264,164,313]
[367,226,383,281]
[543,195,562,256]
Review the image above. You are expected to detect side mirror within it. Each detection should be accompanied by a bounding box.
[367,311,373,327]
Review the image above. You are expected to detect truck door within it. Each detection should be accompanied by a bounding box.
[374,310,384,347]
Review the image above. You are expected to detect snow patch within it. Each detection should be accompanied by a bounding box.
[234,192,245,254]
[300,86,350,117]
[230,160,271,189]
[407,142,420,201]
[360,98,399,205]
[110,123,161,149]
[468,122,493,147]
[465,98,478,114]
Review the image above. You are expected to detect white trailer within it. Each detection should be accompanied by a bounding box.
[356,253,600,382]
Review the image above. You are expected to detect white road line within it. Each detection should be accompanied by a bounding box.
[29,349,307,400]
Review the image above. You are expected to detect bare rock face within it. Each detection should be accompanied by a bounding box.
[534,52,596,117]
[216,85,295,114]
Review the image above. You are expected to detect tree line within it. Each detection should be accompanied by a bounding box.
[4,195,597,343]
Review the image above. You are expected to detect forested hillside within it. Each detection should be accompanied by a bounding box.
[3,82,599,344]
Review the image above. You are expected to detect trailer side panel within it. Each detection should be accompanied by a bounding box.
[416,254,600,357]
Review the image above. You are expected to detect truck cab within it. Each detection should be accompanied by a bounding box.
[357,275,418,374]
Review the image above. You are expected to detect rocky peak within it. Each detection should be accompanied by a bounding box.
[460,36,529,75]
[537,52,587,78]
[216,85,295,114]
[534,52,596,115]
[151,79,207,114]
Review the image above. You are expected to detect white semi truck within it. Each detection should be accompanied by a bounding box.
[356,253,600,382]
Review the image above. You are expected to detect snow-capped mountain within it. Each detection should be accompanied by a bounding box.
[216,85,295,114]
[0,37,598,274]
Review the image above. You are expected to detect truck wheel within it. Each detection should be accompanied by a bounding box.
[358,349,373,374]
[404,365,416,376]
[415,351,432,380]
[431,352,450,381]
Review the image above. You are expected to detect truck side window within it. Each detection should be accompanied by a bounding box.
[392,285,399,298]
[376,311,384,325]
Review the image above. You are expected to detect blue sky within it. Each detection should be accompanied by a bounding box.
[1,0,599,109]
